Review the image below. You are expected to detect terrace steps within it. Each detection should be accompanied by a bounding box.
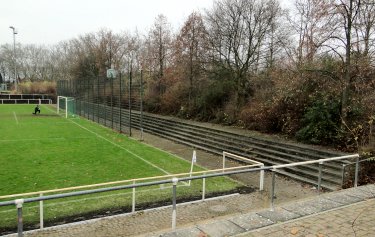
[77,102,351,191]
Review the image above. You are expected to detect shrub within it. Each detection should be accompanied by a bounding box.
[18,81,56,94]
[194,79,235,121]
[296,98,341,145]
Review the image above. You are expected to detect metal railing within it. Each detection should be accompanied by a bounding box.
[223,151,265,190]
[0,94,53,100]
[0,154,359,237]
[341,156,375,187]
[0,156,261,236]
[0,99,52,104]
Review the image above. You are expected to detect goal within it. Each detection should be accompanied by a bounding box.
[57,96,76,118]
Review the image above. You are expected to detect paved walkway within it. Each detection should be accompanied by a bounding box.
[154,184,375,237]
[238,199,375,237]
[5,184,374,237]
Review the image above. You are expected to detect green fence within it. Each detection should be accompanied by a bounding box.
[57,72,143,136]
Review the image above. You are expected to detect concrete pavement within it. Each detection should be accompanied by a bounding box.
[238,198,375,237]
[155,184,375,237]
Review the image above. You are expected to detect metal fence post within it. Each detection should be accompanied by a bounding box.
[260,165,264,191]
[87,78,89,119]
[222,153,225,172]
[140,70,144,141]
[132,180,136,213]
[129,70,132,137]
[97,77,100,124]
[341,164,346,188]
[202,174,206,200]
[270,169,276,211]
[91,79,94,121]
[39,193,44,229]
[119,73,122,133]
[104,79,107,126]
[111,75,114,129]
[318,162,323,194]
[15,199,24,237]
[354,157,359,187]
[78,80,80,116]
[171,177,178,230]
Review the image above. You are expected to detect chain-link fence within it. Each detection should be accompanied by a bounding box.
[57,72,144,136]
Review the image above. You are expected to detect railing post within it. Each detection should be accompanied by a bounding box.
[222,152,225,173]
[260,165,264,191]
[15,199,24,237]
[132,180,136,213]
[202,174,206,200]
[39,193,44,229]
[171,177,178,230]
[354,157,359,187]
[341,164,346,188]
[270,169,276,211]
[318,162,323,194]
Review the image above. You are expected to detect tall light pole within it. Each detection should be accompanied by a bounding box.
[9,26,18,92]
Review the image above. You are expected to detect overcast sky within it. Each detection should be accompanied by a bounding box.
[1,0,292,46]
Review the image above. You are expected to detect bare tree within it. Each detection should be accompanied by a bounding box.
[205,0,278,109]
[0,44,14,82]
[174,12,208,105]
[329,0,362,122]
[288,0,335,66]
[61,29,128,80]
[355,0,375,57]
[263,0,287,70]
[145,15,172,94]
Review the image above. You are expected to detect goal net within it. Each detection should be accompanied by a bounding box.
[57,96,76,118]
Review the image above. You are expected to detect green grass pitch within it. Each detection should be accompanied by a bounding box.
[0,104,240,231]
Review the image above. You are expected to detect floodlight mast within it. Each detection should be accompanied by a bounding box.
[9,26,18,92]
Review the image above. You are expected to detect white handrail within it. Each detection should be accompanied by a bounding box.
[272,154,359,169]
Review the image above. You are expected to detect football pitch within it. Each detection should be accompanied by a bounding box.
[0,104,240,230]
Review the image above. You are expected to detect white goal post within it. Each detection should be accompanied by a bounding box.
[57,96,75,118]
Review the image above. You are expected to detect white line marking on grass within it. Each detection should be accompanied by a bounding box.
[13,111,19,124]
[69,119,172,175]
[42,105,172,175]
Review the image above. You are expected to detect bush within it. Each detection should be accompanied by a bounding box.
[194,79,235,121]
[296,98,341,145]
[18,81,56,94]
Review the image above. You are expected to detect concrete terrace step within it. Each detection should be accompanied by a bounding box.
[136,113,347,166]
[122,117,343,189]
[139,112,346,158]
[131,118,342,179]
[132,117,344,174]
[77,102,352,191]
